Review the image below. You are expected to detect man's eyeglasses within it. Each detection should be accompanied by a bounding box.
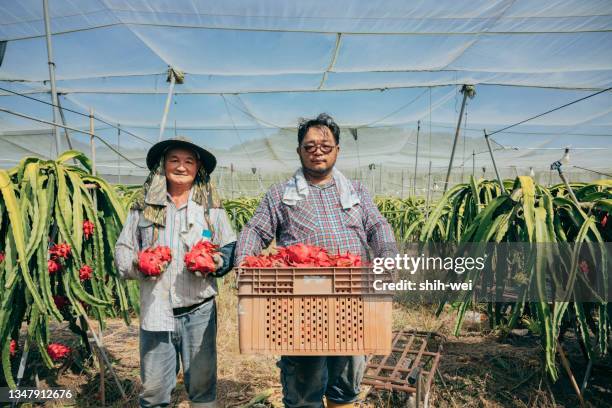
[301,144,337,154]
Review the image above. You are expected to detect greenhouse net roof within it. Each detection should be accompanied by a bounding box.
[0,0,611,191]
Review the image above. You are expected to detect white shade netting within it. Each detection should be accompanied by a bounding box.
[0,0,610,194]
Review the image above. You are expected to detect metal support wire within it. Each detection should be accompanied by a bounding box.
[484,130,506,194]
[487,86,612,137]
[572,165,612,178]
[0,86,153,145]
[0,107,146,169]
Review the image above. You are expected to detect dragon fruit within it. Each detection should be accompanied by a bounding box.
[83,220,95,239]
[53,295,69,309]
[579,260,590,275]
[184,240,219,277]
[0,252,5,263]
[286,243,311,265]
[79,265,93,280]
[48,259,61,274]
[138,246,172,278]
[49,243,71,260]
[9,339,16,357]
[334,252,363,267]
[157,246,172,263]
[47,343,71,361]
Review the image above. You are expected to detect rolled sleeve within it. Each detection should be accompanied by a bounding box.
[114,209,141,280]
[356,182,398,258]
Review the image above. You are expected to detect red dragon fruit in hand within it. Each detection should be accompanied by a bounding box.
[138,246,172,278]
[157,246,172,263]
[83,220,95,239]
[47,343,71,361]
[184,240,219,277]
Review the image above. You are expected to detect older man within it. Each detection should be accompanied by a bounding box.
[116,137,236,408]
[235,114,397,408]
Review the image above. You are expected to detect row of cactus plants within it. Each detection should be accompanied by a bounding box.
[0,151,134,387]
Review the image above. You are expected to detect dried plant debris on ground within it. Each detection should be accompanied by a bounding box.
[10,280,611,407]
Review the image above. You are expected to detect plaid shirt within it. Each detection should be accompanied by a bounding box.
[115,193,236,331]
[235,178,396,264]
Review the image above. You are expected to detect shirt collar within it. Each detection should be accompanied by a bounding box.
[166,188,194,210]
[309,178,336,190]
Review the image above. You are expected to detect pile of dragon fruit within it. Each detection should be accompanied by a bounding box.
[241,243,363,268]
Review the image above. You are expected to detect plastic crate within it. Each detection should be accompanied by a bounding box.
[237,267,392,355]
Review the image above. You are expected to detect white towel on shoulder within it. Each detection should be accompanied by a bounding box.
[282,168,360,209]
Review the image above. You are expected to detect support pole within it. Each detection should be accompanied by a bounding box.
[56,97,73,150]
[89,108,96,176]
[443,85,475,193]
[425,161,432,220]
[484,130,506,194]
[413,120,420,196]
[158,68,184,142]
[81,313,126,400]
[11,338,30,408]
[580,359,593,394]
[42,0,61,156]
[472,150,475,179]
[557,340,586,408]
[551,161,580,206]
[230,163,234,199]
[117,124,121,184]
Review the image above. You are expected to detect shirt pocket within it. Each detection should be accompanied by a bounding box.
[284,203,319,239]
[137,216,155,248]
[181,218,208,249]
[342,205,363,230]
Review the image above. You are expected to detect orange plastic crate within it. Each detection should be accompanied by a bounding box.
[237,267,392,355]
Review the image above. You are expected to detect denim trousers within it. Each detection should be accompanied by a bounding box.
[139,299,217,408]
[278,355,366,408]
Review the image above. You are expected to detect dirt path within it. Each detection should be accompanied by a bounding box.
[17,280,611,407]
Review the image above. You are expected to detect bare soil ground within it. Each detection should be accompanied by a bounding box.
[11,277,612,408]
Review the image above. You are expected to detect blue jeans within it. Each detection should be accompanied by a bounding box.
[139,300,217,408]
[278,356,365,408]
